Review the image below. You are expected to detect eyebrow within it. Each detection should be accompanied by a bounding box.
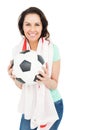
[24,21,41,24]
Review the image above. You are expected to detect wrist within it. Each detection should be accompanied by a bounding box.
[46,78,57,90]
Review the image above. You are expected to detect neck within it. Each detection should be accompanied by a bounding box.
[28,41,38,51]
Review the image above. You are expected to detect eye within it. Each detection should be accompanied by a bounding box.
[25,23,31,26]
[35,23,40,26]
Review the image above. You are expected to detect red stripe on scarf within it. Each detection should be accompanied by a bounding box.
[22,38,27,51]
[40,124,47,128]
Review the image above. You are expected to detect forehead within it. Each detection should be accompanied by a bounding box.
[24,13,41,22]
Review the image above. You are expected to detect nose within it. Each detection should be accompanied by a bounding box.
[30,26,36,31]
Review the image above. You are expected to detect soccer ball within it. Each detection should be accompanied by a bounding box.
[12,50,45,85]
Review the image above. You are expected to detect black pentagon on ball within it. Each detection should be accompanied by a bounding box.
[20,60,31,72]
[16,78,25,83]
[20,50,30,54]
[37,55,45,65]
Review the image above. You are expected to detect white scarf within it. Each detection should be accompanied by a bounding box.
[13,38,59,129]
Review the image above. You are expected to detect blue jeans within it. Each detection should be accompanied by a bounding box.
[19,99,63,130]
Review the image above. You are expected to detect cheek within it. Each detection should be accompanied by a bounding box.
[23,25,28,33]
[23,27,28,32]
[39,28,42,35]
[23,29,29,36]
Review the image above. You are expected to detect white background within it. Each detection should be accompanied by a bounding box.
[0,0,87,129]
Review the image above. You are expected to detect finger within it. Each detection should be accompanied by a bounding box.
[46,62,49,74]
[10,60,14,68]
[36,79,41,84]
[8,64,11,71]
[46,62,48,69]
[42,62,49,74]
[42,67,48,75]
[8,63,13,72]
[38,70,45,77]
[8,68,11,75]
[36,74,43,81]
[11,74,16,79]
[8,68,13,74]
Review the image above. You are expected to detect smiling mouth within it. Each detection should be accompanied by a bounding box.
[29,33,37,37]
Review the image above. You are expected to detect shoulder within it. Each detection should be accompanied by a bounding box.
[53,44,58,51]
[12,39,23,58]
[53,44,61,61]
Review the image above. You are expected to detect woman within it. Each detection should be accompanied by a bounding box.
[8,7,63,130]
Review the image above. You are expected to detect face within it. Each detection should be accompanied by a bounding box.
[23,13,42,43]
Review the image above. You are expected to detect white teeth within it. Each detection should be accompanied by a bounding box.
[29,33,36,37]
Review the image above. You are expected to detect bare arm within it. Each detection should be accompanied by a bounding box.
[36,60,60,90]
